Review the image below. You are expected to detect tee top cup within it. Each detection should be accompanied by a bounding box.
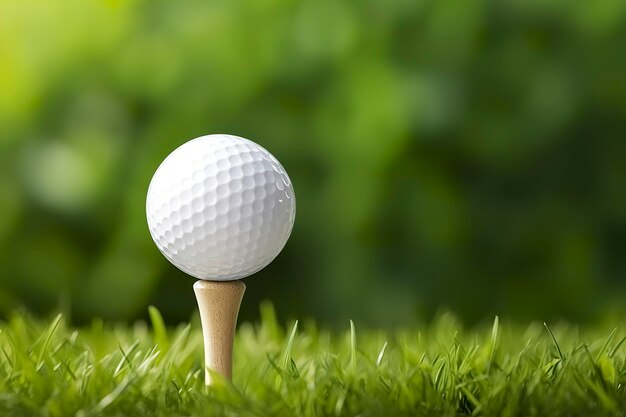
[146,134,296,385]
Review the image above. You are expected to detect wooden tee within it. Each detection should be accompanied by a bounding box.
[193,280,246,385]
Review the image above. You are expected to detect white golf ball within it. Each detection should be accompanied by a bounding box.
[146,134,296,281]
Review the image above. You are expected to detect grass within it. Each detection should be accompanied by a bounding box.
[1,304,626,417]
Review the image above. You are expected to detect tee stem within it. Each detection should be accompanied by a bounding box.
[193,280,246,385]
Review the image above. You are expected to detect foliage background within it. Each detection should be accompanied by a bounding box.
[1,0,625,325]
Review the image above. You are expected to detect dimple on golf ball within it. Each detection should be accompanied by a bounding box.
[146,134,296,280]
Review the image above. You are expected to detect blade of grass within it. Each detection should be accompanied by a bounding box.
[36,313,63,368]
[544,322,564,361]
[595,327,616,361]
[609,335,626,358]
[489,316,499,366]
[148,306,169,351]
[349,320,356,373]
[376,341,388,367]
[275,320,298,389]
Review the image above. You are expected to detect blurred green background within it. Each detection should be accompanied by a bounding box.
[1,0,625,325]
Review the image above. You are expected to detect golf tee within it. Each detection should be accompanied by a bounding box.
[193,280,246,385]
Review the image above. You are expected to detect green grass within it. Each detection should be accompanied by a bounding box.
[1,304,626,417]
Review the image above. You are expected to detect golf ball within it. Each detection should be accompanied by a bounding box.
[146,134,295,281]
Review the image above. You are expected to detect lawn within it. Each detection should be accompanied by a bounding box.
[0,303,625,417]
